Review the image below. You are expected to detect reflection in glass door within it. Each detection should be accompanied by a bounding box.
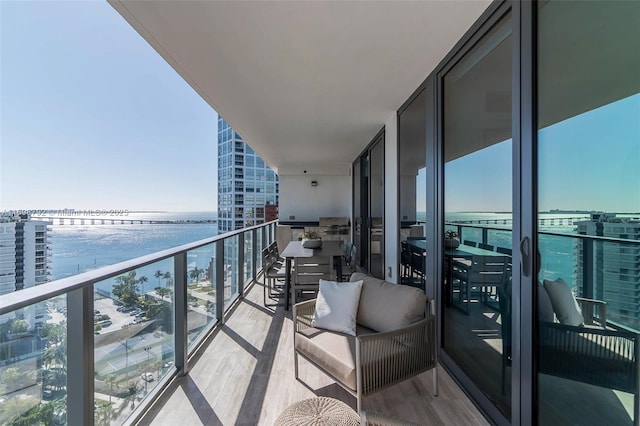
[536,2,640,424]
[442,13,512,419]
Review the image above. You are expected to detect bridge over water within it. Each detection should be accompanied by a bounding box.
[33,216,217,226]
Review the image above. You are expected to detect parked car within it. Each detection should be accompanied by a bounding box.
[140,372,154,382]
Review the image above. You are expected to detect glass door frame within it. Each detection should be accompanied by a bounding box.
[352,128,385,278]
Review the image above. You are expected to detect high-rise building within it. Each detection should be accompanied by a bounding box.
[217,117,279,234]
[0,214,51,335]
[574,213,640,328]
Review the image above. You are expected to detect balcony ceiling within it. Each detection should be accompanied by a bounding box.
[110,0,490,174]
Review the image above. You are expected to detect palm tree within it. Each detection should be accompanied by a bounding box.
[154,270,164,287]
[195,267,204,283]
[105,374,118,403]
[163,272,172,288]
[189,268,199,283]
[155,287,169,301]
[113,271,140,306]
[95,400,116,426]
[138,275,149,295]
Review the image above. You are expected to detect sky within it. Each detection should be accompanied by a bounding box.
[416,93,640,213]
[1,1,218,212]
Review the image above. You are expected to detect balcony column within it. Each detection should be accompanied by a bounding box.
[67,286,95,426]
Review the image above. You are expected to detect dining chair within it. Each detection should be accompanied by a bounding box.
[496,246,512,256]
[453,255,509,314]
[400,241,412,281]
[263,247,287,306]
[463,240,478,247]
[408,244,426,291]
[478,243,494,251]
[340,241,356,281]
[292,256,332,304]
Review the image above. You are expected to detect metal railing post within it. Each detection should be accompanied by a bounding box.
[482,227,489,246]
[174,252,188,375]
[262,225,268,251]
[67,286,94,426]
[252,228,258,281]
[238,233,245,297]
[216,240,225,324]
[582,238,595,299]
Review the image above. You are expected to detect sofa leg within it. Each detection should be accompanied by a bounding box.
[433,365,439,396]
[294,351,299,379]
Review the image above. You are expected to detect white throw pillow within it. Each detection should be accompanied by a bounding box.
[312,279,363,336]
[537,281,555,323]
[543,278,584,326]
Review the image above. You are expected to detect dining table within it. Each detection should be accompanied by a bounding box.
[280,240,345,310]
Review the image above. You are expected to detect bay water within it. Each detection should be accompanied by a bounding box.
[47,212,218,294]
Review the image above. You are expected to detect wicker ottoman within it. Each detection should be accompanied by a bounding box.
[274,397,360,426]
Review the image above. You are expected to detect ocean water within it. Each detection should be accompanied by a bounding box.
[47,211,588,294]
[47,212,218,294]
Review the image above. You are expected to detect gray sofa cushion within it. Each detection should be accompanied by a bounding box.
[350,272,426,333]
[295,327,358,390]
[295,324,399,391]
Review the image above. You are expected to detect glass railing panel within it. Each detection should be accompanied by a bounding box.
[224,235,239,309]
[1,295,67,425]
[538,233,578,291]
[459,226,482,246]
[93,260,174,425]
[244,231,253,285]
[487,228,513,251]
[187,242,216,348]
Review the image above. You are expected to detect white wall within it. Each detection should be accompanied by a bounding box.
[384,113,399,283]
[279,174,351,222]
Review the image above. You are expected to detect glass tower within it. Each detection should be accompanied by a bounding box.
[217,117,279,234]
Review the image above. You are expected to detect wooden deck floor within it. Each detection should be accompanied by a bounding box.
[138,282,490,426]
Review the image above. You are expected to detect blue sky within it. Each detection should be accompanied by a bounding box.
[420,93,639,213]
[1,1,218,212]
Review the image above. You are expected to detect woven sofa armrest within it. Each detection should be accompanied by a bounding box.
[293,299,316,332]
[356,314,436,395]
[576,297,607,328]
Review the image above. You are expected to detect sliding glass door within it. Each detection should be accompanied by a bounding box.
[441,11,513,420]
[536,2,640,424]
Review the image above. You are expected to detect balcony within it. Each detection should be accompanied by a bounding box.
[0,220,489,425]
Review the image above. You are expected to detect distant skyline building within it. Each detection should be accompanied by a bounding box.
[217,117,279,234]
[574,213,640,328]
[0,214,51,328]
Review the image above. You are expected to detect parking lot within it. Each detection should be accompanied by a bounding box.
[94,297,141,331]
